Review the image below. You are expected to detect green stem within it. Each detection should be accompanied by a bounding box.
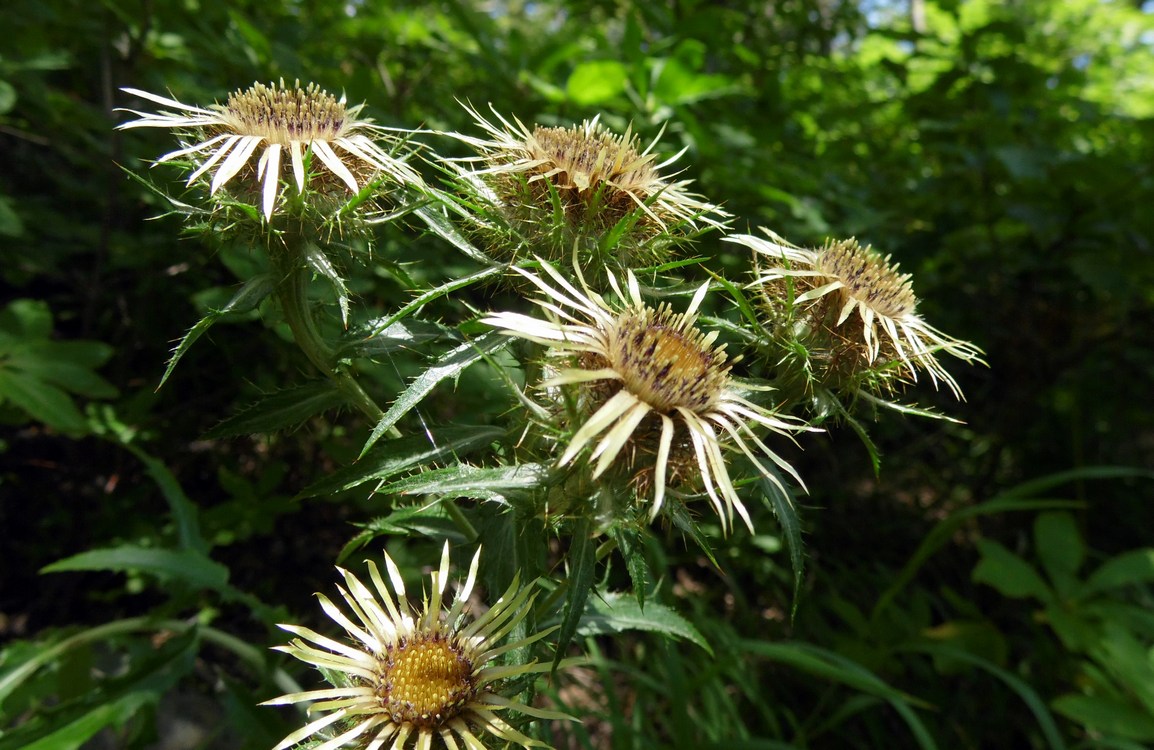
[270,232,398,434]
[442,497,479,542]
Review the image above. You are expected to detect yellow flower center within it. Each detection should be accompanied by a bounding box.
[376,635,477,729]
[606,306,728,413]
[527,124,656,195]
[222,81,346,145]
[817,239,917,319]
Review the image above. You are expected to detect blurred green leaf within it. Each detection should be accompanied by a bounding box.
[121,443,208,555]
[1035,511,1085,599]
[0,80,16,115]
[972,539,1052,601]
[875,495,1081,617]
[0,370,88,433]
[0,299,115,433]
[567,61,629,105]
[43,547,229,591]
[1084,549,1154,597]
[0,195,22,236]
[8,692,151,750]
[1052,694,1154,742]
[904,643,1066,750]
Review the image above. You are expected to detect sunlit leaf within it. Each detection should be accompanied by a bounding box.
[578,592,712,654]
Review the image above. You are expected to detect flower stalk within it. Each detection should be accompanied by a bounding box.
[268,230,389,427]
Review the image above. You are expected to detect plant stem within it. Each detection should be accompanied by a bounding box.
[442,496,479,542]
[270,230,398,433]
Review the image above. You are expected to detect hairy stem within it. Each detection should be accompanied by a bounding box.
[270,231,397,432]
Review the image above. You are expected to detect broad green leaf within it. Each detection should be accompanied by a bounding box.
[578,592,711,654]
[13,342,117,398]
[972,539,1052,601]
[16,339,114,369]
[0,79,12,115]
[9,693,151,750]
[1084,549,1154,597]
[299,426,504,498]
[0,298,51,338]
[0,369,88,433]
[652,53,738,106]
[567,61,629,105]
[1035,511,1084,599]
[203,381,349,438]
[1089,622,1154,710]
[377,463,547,503]
[42,546,229,591]
[1052,694,1154,742]
[362,333,506,455]
[159,273,276,389]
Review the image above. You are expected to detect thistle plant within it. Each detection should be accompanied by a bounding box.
[117,80,427,424]
[266,544,574,750]
[113,86,986,750]
[726,228,985,420]
[434,103,729,275]
[481,259,807,534]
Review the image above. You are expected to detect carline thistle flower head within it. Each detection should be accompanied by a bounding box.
[482,259,806,533]
[443,103,728,267]
[264,543,572,750]
[117,80,423,221]
[728,229,985,399]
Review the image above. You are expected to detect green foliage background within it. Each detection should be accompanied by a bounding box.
[2,0,1154,748]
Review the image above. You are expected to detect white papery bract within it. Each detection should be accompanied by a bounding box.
[118,80,422,220]
[265,543,571,750]
[483,260,806,533]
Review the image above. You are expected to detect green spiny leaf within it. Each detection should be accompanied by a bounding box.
[578,592,712,654]
[203,381,349,438]
[361,332,506,455]
[159,273,276,389]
